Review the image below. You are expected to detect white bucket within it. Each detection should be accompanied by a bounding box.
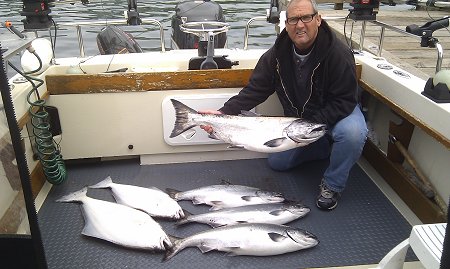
[21,38,53,75]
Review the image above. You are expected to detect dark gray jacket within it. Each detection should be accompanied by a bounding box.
[220,20,358,127]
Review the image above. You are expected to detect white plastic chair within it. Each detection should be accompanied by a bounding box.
[377,223,447,269]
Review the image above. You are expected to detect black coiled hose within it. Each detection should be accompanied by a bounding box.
[27,89,67,185]
[8,48,67,185]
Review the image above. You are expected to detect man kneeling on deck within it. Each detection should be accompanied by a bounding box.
[201,0,368,210]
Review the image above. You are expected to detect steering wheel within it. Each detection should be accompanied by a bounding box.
[179,21,230,39]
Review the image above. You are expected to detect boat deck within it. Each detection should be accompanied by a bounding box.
[37,157,417,269]
[321,8,450,80]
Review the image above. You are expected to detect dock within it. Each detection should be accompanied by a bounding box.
[320,7,450,80]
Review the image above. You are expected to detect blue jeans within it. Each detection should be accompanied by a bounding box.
[268,105,368,192]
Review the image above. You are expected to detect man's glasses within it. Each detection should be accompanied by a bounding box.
[286,13,317,25]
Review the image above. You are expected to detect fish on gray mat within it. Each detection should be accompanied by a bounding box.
[89,176,185,219]
[169,99,327,153]
[167,184,285,210]
[56,187,172,251]
[176,202,310,228]
[163,223,319,261]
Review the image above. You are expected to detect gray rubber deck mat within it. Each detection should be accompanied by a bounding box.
[37,158,417,269]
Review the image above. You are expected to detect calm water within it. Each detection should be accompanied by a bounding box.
[1,0,413,68]
[0,0,356,55]
[1,0,291,56]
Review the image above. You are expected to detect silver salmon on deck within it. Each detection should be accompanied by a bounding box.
[169,99,327,153]
[176,202,310,227]
[163,223,319,261]
[167,184,285,210]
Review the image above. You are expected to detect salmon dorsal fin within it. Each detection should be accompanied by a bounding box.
[220,179,233,185]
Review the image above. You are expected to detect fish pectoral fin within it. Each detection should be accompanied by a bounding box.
[209,201,224,211]
[192,198,203,205]
[268,232,288,242]
[210,222,227,228]
[225,247,242,256]
[286,133,310,144]
[208,132,221,140]
[198,243,218,253]
[241,195,258,202]
[269,210,285,216]
[264,138,287,147]
[227,144,245,149]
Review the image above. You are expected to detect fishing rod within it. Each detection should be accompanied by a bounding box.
[1,20,25,38]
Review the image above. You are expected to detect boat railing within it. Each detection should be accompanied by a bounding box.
[323,16,444,73]
[244,16,269,50]
[56,18,165,57]
[363,20,443,73]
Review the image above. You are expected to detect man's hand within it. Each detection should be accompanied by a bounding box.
[198,110,222,133]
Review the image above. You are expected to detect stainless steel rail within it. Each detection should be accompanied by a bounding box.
[57,18,165,57]
[322,16,444,74]
[244,16,268,50]
[366,20,443,73]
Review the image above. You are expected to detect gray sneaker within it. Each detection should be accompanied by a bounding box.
[316,181,340,210]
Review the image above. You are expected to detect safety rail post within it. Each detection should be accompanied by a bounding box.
[76,25,85,58]
[58,18,165,58]
[324,16,444,74]
[244,16,268,50]
[377,26,385,57]
[359,20,367,53]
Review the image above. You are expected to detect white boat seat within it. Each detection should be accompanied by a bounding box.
[376,223,447,269]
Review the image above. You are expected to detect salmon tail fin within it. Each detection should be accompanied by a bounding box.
[165,188,180,200]
[56,187,88,203]
[174,219,189,226]
[88,176,113,189]
[162,247,176,262]
[174,218,190,227]
[174,209,192,226]
[169,99,198,138]
[162,235,184,262]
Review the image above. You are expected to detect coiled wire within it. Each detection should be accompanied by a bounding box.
[9,49,67,185]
